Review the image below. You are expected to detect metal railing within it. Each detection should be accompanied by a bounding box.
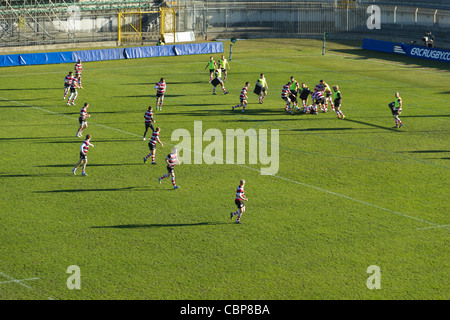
[1,1,450,48]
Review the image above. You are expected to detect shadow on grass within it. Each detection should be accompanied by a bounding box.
[0,88,60,91]
[34,186,169,193]
[37,163,143,168]
[402,114,450,118]
[343,118,403,132]
[397,150,449,153]
[0,173,69,178]
[41,139,140,144]
[91,221,230,229]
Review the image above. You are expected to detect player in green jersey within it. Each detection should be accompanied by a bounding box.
[254,73,268,104]
[388,92,403,128]
[332,85,345,119]
[289,76,300,111]
[204,56,217,82]
[218,55,231,81]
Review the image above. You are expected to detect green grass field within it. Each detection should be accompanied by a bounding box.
[0,39,449,300]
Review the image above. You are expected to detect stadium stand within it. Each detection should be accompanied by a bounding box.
[1,0,449,49]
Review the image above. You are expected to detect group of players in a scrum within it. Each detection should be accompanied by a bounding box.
[232,74,345,119]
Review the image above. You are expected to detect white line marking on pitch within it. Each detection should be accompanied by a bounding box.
[415,224,450,231]
[1,96,447,231]
[0,272,55,300]
[0,273,39,289]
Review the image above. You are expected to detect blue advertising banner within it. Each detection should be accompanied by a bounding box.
[0,42,224,67]
[362,38,450,63]
[400,44,450,63]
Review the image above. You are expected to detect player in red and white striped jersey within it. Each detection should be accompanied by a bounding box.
[67,76,80,105]
[144,127,163,165]
[312,90,325,113]
[143,106,155,140]
[321,80,334,111]
[232,82,249,112]
[76,102,90,138]
[155,78,166,111]
[72,134,94,176]
[158,148,181,189]
[74,59,83,88]
[281,82,293,114]
[230,179,248,224]
[314,81,324,92]
[63,71,74,100]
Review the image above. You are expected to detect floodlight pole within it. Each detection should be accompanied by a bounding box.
[229,43,233,61]
[322,32,330,55]
[230,38,236,61]
[322,33,326,55]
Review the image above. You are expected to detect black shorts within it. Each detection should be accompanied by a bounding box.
[156,93,164,99]
[211,78,221,86]
[209,69,215,73]
[70,88,76,93]
[235,199,244,209]
[281,96,289,102]
[167,165,174,174]
[389,102,400,115]
[148,142,156,151]
[79,152,87,160]
[326,92,332,98]
[79,119,86,125]
[315,98,325,104]
[334,99,342,108]
[300,90,310,100]
[290,90,298,97]
[64,83,70,88]
[253,84,263,95]
[289,93,297,102]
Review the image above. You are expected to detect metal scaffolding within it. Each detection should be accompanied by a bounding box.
[0,0,163,47]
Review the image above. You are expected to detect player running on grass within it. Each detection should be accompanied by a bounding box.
[63,71,74,100]
[158,148,181,189]
[155,78,166,111]
[143,106,156,140]
[211,68,229,95]
[230,179,248,224]
[232,82,249,112]
[254,73,268,103]
[218,54,231,81]
[389,92,403,128]
[76,102,90,138]
[144,127,163,165]
[333,85,345,119]
[204,56,217,82]
[72,134,94,176]
[67,75,81,105]
[74,59,83,89]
